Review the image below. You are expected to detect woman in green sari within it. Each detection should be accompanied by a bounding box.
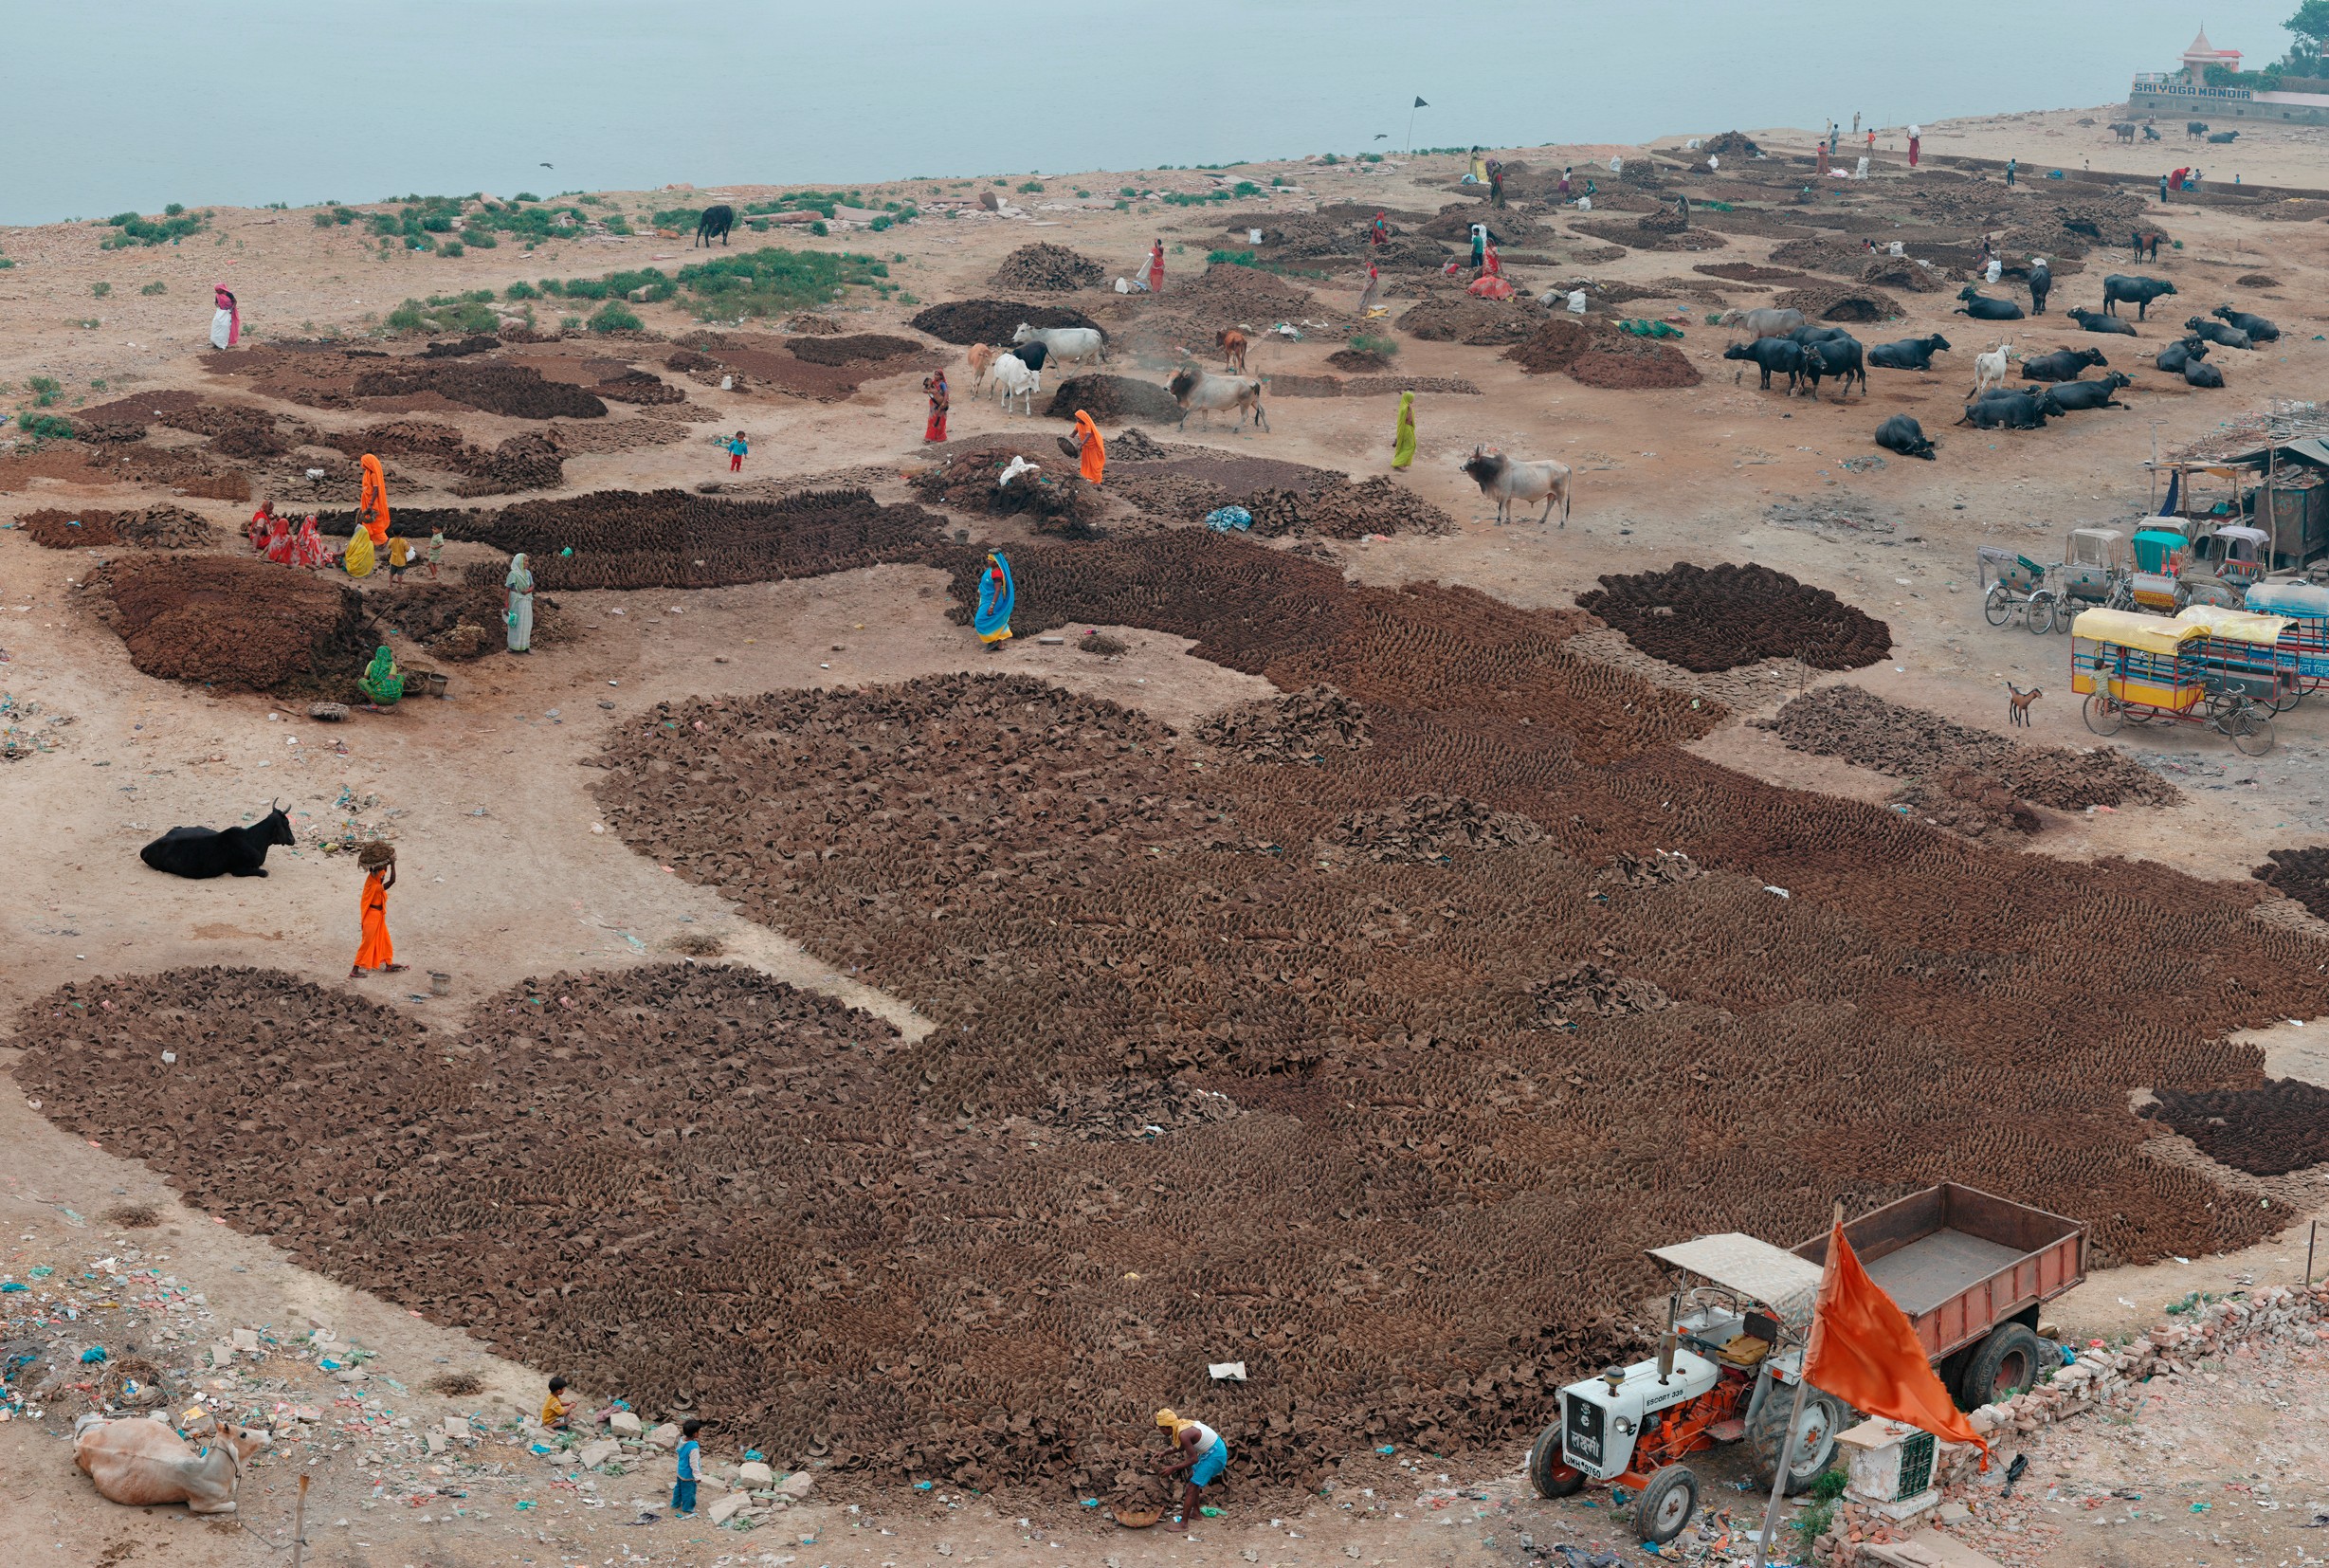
[358,646,403,706]
[505,552,535,654]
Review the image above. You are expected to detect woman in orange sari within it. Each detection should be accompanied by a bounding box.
[350,842,405,978]
[1072,410,1105,484]
[356,455,391,549]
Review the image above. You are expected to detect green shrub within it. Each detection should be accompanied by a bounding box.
[100,207,211,247]
[504,281,538,300]
[0,255,13,269]
[1232,181,1260,196]
[559,315,583,330]
[314,210,338,228]
[17,411,75,440]
[588,301,643,332]
[810,220,828,236]
[1119,187,1138,198]
[91,282,110,298]
[1319,153,1339,165]
[868,215,892,231]
[561,277,610,300]
[441,242,464,257]
[671,245,888,319]
[1359,153,1383,163]
[1348,332,1397,358]
[1018,180,1045,193]
[577,193,605,206]
[1271,175,1291,187]
[28,375,63,407]
[464,229,497,248]
[513,191,540,203]
[1209,248,1258,267]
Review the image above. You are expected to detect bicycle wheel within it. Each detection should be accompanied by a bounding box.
[2083,693,2125,736]
[2027,593,2056,636]
[2228,706,2276,757]
[1983,585,2013,627]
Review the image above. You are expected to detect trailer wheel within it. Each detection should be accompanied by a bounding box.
[1747,1381,1843,1494]
[1959,1322,2047,1407]
[1527,1424,1584,1499]
[1632,1465,1700,1545]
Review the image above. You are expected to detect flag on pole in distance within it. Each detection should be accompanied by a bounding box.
[1414,97,1429,107]
[1802,1218,1991,1467]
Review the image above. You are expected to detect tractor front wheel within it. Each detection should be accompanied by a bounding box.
[1527,1424,1585,1498]
[1747,1379,1844,1494]
[1633,1465,1700,1545]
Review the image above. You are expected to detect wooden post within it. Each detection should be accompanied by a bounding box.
[2307,1219,2318,1287]
[289,1472,309,1568]
[1752,1200,1844,1568]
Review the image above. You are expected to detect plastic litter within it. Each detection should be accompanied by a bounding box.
[1204,506,1253,534]
[81,1346,107,1363]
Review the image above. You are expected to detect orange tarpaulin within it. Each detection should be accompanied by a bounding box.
[1803,1219,1990,1465]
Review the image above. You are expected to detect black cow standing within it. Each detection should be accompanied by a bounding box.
[694,204,736,247]
[140,804,297,879]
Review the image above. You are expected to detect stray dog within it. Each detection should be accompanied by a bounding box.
[2007,682,2041,726]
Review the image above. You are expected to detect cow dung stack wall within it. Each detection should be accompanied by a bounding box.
[991,243,1108,292]
[1044,374,1185,424]
[84,555,374,692]
[909,301,1103,346]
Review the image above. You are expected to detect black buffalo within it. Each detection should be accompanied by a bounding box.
[2020,346,2108,381]
[2156,337,2210,374]
[2102,274,2177,319]
[2041,373,2133,411]
[694,204,736,247]
[2187,120,2209,137]
[1721,337,1805,392]
[2212,304,2279,342]
[2207,130,2241,144]
[1797,336,1866,399]
[1866,334,1952,372]
[2186,358,2226,389]
[2066,307,2138,337]
[140,804,297,879]
[1874,413,1937,459]
[2028,260,2052,315]
[1955,286,2024,321]
[1790,324,1854,345]
[1010,340,1049,372]
[2186,316,2254,350]
[1958,391,2054,429]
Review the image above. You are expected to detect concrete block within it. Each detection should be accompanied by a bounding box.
[737,1461,774,1486]
[777,1470,816,1499]
[577,1439,620,1469]
[444,1415,470,1437]
[707,1491,749,1523]
[231,1328,261,1351]
[646,1422,682,1449]
[608,1412,643,1434]
[1935,1501,1972,1524]
[426,1432,447,1456]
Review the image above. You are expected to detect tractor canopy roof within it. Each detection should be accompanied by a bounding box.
[1647,1233,1823,1331]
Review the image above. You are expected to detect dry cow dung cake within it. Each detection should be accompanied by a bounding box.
[991,243,1108,292]
[1578,561,1889,673]
[83,555,374,692]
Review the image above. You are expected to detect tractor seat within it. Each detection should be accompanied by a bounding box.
[1716,1332,1772,1368]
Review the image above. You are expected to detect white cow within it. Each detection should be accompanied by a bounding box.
[1167,368,1267,430]
[1463,446,1574,526]
[75,1413,270,1513]
[991,353,1041,415]
[1972,339,2014,398]
[1011,323,1106,368]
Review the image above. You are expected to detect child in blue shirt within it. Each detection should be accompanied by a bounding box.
[727,430,748,473]
[672,1418,705,1517]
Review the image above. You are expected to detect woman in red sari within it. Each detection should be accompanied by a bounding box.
[246,501,277,553]
[290,513,333,569]
[922,369,950,443]
[262,511,296,563]
[1147,239,1165,295]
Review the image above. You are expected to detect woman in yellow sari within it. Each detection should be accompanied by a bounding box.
[1391,392,1416,470]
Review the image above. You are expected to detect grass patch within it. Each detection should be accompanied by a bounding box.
[503,281,537,301]
[1232,180,1261,196]
[1348,333,1398,358]
[140,280,168,295]
[1018,180,1045,193]
[587,301,643,333]
[1159,190,1236,208]
[16,411,75,440]
[28,375,63,407]
[91,282,111,298]
[100,205,211,247]
[384,292,503,335]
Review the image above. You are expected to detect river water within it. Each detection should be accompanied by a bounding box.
[3,0,2298,226]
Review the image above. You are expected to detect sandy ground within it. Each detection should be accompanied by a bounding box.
[5,100,2329,1567]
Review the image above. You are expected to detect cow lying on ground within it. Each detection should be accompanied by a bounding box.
[1167,368,1267,430]
[2156,337,2210,374]
[2186,316,2254,350]
[1874,414,1936,459]
[2066,307,2137,336]
[1867,334,1951,373]
[2212,304,2279,342]
[2040,373,2134,411]
[140,804,296,879]
[1955,287,2024,321]
[76,1414,269,1513]
[2020,346,2107,382]
[1958,390,2055,429]
[1463,447,1573,526]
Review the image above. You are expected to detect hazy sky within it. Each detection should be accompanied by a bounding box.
[2,1,2301,224]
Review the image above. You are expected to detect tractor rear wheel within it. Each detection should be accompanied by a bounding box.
[1632,1465,1700,1545]
[1958,1322,2047,1408]
[1747,1378,1844,1494]
[1527,1423,1584,1498]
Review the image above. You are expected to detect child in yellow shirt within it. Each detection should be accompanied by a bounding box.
[541,1376,578,1431]
[386,536,414,584]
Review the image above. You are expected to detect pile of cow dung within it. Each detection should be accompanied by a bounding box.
[1503,318,1595,374]
[787,334,928,367]
[1773,285,1905,323]
[1760,684,2178,811]
[1531,960,1671,1025]
[82,555,373,692]
[1889,768,2043,839]
[1044,375,1183,425]
[1566,335,1701,391]
[378,582,570,660]
[2150,1081,2329,1176]
[1243,478,1455,538]
[1701,131,1762,158]
[991,243,1107,292]
[2252,846,2329,921]
[16,504,220,550]
[1579,562,1890,673]
[910,447,1102,531]
[320,421,564,495]
[1397,294,1547,345]
[1195,685,1371,760]
[908,301,1102,346]
[351,359,608,420]
[1315,793,1545,861]
[1695,262,1818,285]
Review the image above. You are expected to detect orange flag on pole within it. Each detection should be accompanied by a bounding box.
[1802,1218,1990,1467]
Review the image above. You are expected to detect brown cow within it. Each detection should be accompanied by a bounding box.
[966,342,1000,390]
[1216,326,1248,372]
[75,1413,270,1513]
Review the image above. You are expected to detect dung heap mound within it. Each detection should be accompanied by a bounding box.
[86,556,373,691]
[1195,685,1371,760]
[1565,335,1701,390]
[910,447,1102,531]
[909,300,1102,346]
[1315,793,1545,861]
[787,334,927,367]
[18,504,220,550]
[1578,562,1890,673]
[1044,374,1184,425]
[352,359,608,419]
[1397,294,1547,345]
[1243,478,1456,538]
[1503,318,1596,374]
[992,243,1107,292]
[2151,1081,2329,1176]
[1763,685,2177,811]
